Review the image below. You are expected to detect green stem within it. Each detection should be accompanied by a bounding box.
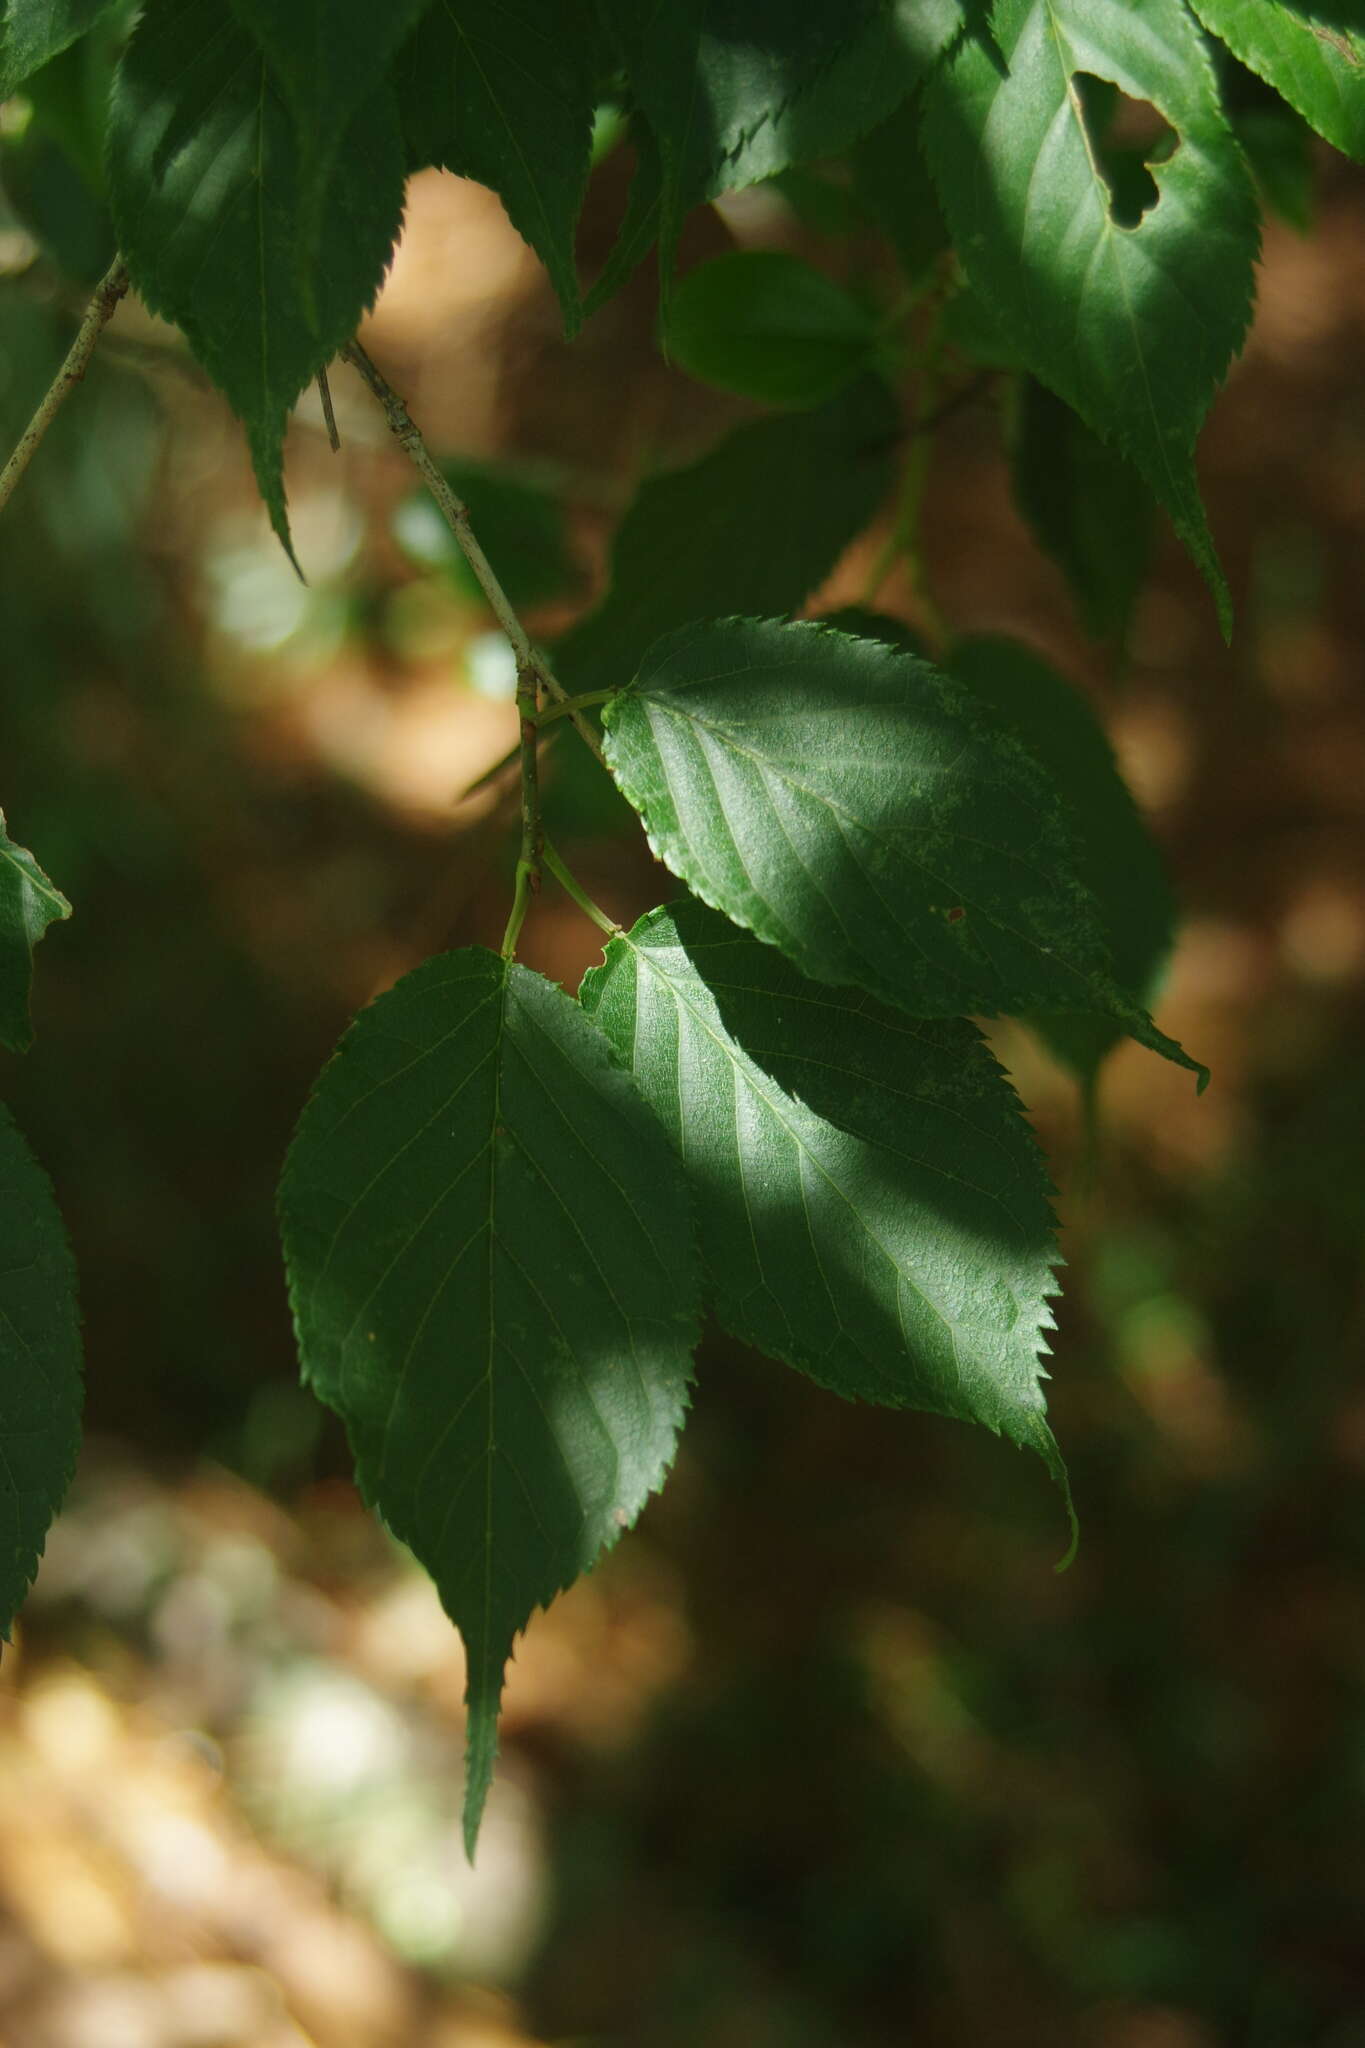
[538,688,615,726]
[499,666,541,960]
[861,313,949,648]
[542,840,621,939]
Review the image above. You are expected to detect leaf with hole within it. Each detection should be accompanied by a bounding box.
[0,811,70,1055]
[581,898,1071,1513]
[278,948,699,1856]
[0,1106,83,1636]
[108,0,405,558]
[664,251,879,408]
[922,0,1259,634]
[602,616,1203,1081]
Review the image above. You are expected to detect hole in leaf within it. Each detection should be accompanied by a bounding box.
[1073,73,1180,229]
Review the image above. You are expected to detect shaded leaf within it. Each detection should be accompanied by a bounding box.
[581,899,1070,1505]
[923,0,1259,633]
[396,0,602,328]
[947,635,1174,1083]
[226,0,429,284]
[1011,378,1153,645]
[664,250,878,408]
[851,95,950,284]
[1191,0,1365,162]
[0,1106,82,1636]
[598,0,882,285]
[279,949,698,1855]
[108,0,405,556]
[555,376,898,694]
[0,810,70,1055]
[0,0,119,96]
[602,616,1203,1081]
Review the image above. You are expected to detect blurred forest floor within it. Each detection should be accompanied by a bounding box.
[1,132,1364,2048]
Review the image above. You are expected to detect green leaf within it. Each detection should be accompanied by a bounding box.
[554,376,898,695]
[663,251,878,408]
[1010,378,1153,645]
[1230,94,1316,232]
[108,0,405,558]
[0,0,119,96]
[226,0,429,289]
[581,899,1070,1504]
[395,0,602,329]
[1191,0,1365,162]
[392,458,577,611]
[602,616,1203,1082]
[598,0,883,284]
[714,0,963,195]
[922,0,1259,634]
[0,1105,83,1637]
[278,948,698,1856]
[851,96,950,285]
[947,636,1174,1084]
[0,811,70,1055]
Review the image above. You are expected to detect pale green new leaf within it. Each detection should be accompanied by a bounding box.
[923,0,1259,632]
[602,617,1203,1081]
[0,810,70,1055]
[0,0,119,96]
[108,0,405,556]
[396,0,602,329]
[1192,0,1365,161]
[554,376,898,696]
[279,949,698,1856]
[581,900,1070,1506]
[0,1106,83,1637]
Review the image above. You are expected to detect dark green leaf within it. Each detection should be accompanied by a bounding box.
[602,616,1203,1081]
[851,96,950,284]
[555,376,898,695]
[715,0,962,195]
[278,949,698,1855]
[1011,378,1153,645]
[396,0,602,329]
[0,810,70,1055]
[581,899,1070,1506]
[392,459,577,611]
[923,0,1259,634]
[947,636,1175,1084]
[0,1106,82,1637]
[226,0,429,284]
[0,0,119,96]
[664,251,878,408]
[108,0,405,557]
[598,0,883,284]
[1231,97,1316,232]
[1191,0,1365,161]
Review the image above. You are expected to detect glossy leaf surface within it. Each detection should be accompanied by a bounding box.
[582,900,1068,1495]
[603,617,1202,1080]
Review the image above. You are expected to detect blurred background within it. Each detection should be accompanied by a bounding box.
[1,105,1364,2048]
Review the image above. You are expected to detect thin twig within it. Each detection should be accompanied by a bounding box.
[500,664,542,959]
[0,255,130,516]
[317,367,341,452]
[339,337,605,765]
